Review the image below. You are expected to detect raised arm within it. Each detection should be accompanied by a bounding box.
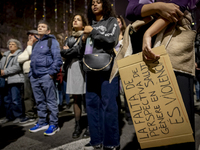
[18,38,35,64]
[89,17,120,50]
[126,0,188,22]
[126,0,190,60]
[17,46,32,64]
[141,2,183,22]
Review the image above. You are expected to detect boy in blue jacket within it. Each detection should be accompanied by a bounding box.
[29,20,62,136]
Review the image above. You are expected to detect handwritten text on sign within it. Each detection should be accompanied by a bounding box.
[123,61,185,140]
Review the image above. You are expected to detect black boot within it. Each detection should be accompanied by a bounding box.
[82,126,90,138]
[72,120,81,138]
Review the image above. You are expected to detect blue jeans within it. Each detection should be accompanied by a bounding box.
[56,81,70,105]
[195,80,200,100]
[86,72,120,147]
[62,81,70,105]
[55,82,60,105]
[0,87,4,107]
[30,74,58,125]
[4,83,23,120]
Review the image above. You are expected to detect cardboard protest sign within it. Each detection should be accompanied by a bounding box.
[117,45,194,149]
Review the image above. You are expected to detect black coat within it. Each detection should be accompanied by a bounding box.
[60,35,85,81]
[60,35,85,60]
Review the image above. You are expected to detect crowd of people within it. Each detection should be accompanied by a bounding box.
[0,0,198,150]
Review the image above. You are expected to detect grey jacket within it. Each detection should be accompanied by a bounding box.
[0,49,24,84]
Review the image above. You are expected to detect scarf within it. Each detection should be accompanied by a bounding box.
[71,30,84,38]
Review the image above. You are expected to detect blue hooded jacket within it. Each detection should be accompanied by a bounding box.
[30,34,62,78]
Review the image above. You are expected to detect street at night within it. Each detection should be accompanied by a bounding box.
[1,0,200,150]
[1,103,200,150]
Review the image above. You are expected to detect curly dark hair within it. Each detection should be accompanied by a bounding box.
[117,15,127,36]
[87,0,116,25]
[68,14,88,36]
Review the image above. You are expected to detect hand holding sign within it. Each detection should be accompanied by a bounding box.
[117,45,194,149]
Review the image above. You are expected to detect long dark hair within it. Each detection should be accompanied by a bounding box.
[87,0,116,25]
[117,15,127,36]
[68,14,88,36]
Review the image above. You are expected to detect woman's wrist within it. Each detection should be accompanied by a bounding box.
[154,2,162,15]
[144,31,153,39]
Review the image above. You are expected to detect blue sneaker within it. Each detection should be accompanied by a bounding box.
[29,123,49,133]
[44,125,60,136]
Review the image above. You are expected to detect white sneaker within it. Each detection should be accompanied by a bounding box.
[0,118,9,124]
[84,143,102,150]
[13,118,21,123]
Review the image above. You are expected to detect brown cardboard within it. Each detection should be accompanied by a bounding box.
[117,45,194,149]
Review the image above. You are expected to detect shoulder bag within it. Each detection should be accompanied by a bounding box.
[82,37,114,72]
[82,53,113,72]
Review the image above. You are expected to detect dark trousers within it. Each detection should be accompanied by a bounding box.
[0,88,3,107]
[86,72,120,147]
[147,72,195,150]
[30,74,58,125]
[0,87,6,118]
[24,73,36,118]
[195,69,200,83]
[124,95,131,119]
[4,83,23,120]
[175,72,195,132]
[175,72,195,150]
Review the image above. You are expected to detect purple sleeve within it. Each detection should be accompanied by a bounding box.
[126,0,190,22]
[170,0,190,12]
[126,0,145,21]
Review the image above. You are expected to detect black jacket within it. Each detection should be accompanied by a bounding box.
[60,34,85,60]
[60,35,85,80]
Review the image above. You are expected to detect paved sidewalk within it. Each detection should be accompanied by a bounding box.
[0,103,200,150]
